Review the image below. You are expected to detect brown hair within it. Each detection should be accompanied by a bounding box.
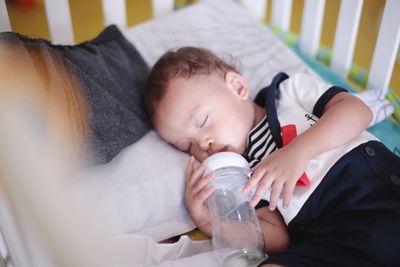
[144,47,238,122]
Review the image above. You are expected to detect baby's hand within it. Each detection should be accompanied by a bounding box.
[243,145,309,210]
[185,156,215,236]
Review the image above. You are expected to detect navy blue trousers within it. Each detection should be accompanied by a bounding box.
[261,141,400,267]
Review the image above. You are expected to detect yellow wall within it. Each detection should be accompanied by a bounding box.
[6,0,153,43]
[6,0,50,40]
[4,0,399,94]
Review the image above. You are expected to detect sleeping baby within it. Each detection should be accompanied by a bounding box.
[145,46,400,266]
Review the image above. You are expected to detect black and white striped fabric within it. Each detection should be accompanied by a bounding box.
[244,116,277,168]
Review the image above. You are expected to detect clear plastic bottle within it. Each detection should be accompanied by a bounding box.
[205,152,267,267]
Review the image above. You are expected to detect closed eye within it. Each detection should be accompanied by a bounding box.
[200,115,208,128]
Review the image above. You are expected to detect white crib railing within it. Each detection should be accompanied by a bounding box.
[2,0,398,93]
[271,0,292,32]
[298,0,326,59]
[330,0,363,80]
[102,0,127,29]
[0,0,10,33]
[43,0,74,44]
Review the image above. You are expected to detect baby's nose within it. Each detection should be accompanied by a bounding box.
[200,137,213,150]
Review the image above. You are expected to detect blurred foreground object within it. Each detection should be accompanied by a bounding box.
[0,35,220,267]
[0,38,110,265]
[0,99,220,266]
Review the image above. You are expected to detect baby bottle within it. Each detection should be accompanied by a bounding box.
[205,152,267,267]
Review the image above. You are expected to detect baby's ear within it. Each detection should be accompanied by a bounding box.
[225,71,249,99]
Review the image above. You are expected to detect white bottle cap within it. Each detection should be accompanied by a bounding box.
[205,152,250,176]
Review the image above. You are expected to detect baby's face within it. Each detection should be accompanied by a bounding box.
[153,73,257,161]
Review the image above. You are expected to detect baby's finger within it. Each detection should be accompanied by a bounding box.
[243,168,265,193]
[248,173,274,207]
[192,172,215,197]
[185,156,195,182]
[193,186,215,206]
[249,177,270,207]
[249,188,263,207]
[188,161,207,188]
[268,181,284,211]
[282,181,296,209]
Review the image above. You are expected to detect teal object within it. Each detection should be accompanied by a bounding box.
[368,119,400,156]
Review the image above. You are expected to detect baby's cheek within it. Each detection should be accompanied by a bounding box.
[230,138,248,156]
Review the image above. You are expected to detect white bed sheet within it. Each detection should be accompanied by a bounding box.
[109,234,218,267]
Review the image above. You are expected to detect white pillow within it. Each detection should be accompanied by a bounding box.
[75,131,195,241]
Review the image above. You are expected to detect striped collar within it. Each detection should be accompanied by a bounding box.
[244,115,277,168]
[244,72,289,167]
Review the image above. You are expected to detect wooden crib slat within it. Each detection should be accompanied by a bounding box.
[101,0,127,29]
[238,0,268,22]
[368,0,400,95]
[331,0,363,78]
[272,0,292,32]
[43,0,74,44]
[151,0,175,18]
[0,0,11,32]
[299,0,326,58]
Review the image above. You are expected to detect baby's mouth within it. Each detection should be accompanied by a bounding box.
[207,146,227,156]
[216,146,228,153]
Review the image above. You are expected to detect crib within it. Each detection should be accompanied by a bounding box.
[0,0,399,266]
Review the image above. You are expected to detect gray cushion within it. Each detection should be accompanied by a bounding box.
[1,25,151,164]
[60,25,151,163]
